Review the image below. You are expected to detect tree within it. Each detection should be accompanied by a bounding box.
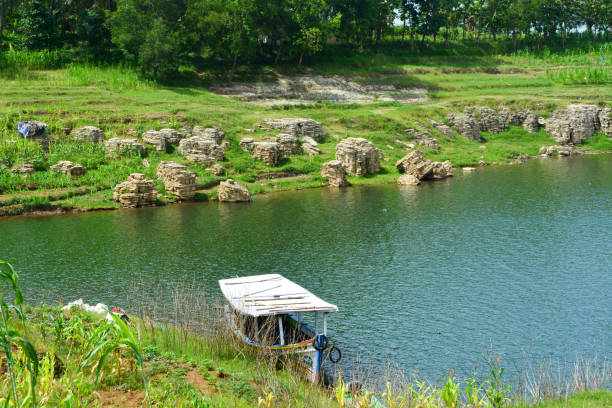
[77,7,111,59]
[14,0,59,50]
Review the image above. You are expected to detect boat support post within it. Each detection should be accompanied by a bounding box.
[314,312,318,335]
[323,313,327,336]
[278,316,285,346]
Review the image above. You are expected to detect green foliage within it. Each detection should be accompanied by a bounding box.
[77,8,111,60]
[12,0,59,50]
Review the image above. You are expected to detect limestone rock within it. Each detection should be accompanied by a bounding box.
[463,167,476,172]
[522,114,540,133]
[539,145,580,157]
[240,138,255,152]
[113,173,157,207]
[404,128,439,150]
[142,130,167,152]
[252,142,284,166]
[221,141,230,152]
[105,138,146,156]
[178,136,225,164]
[193,127,224,144]
[465,106,507,133]
[261,118,325,141]
[156,161,197,200]
[72,126,105,143]
[17,120,51,151]
[546,104,601,145]
[428,119,455,138]
[275,134,302,156]
[447,114,482,141]
[321,160,349,187]
[499,107,528,126]
[180,126,192,138]
[303,142,321,155]
[395,150,453,180]
[397,174,421,185]
[11,163,35,176]
[50,161,87,177]
[206,164,225,176]
[218,179,251,202]
[598,108,612,137]
[432,160,453,179]
[159,128,185,145]
[335,137,382,176]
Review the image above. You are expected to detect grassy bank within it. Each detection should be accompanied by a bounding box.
[1,45,612,215]
[1,260,610,407]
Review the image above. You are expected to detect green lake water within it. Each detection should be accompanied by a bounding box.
[1,155,611,382]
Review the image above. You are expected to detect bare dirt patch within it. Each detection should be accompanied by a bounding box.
[209,75,427,105]
[96,390,145,408]
[186,368,216,395]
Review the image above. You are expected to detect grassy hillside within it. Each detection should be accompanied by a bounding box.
[1,45,611,215]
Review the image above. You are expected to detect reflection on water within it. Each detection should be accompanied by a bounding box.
[1,155,611,382]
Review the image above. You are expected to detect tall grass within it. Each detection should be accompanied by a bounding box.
[0,50,63,79]
[546,65,612,85]
[65,64,155,91]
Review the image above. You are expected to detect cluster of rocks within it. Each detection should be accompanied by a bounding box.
[141,128,183,152]
[446,113,482,141]
[17,121,52,151]
[11,163,35,177]
[178,136,225,164]
[546,104,612,145]
[252,142,284,166]
[539,145,580,157]
[217,179,251,202]
[395,150,453,182]
[275,134,302,156]
[156,161,197,200]
[261,118,325,141]
[113,173,158,208]
[428,119,455,138]
[302,136,321,155]
[72,126,105,143]
[335,137,382,176]
[321,160,349,187]
[105,138,146,157]
[404,128,439,150]
[50,161,87,177]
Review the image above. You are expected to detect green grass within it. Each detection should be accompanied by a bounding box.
[0,46,611,213]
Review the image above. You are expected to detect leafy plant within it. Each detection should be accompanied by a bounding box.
[485,365,511,408]
[441,375,459,408]
[80,311,151,407]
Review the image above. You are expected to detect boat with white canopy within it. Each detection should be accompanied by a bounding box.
[219,274,341,383]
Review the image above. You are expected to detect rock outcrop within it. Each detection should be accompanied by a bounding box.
[50,161,87,177]
[397,174,421,185]
[17,120,51,151]
[72,126,105,143]
[142,130,167,152]
[546,104,603,145]
[239,138,255,152]
[218,179,251,202]
[335,137,382,176]
[499,106,528,126]
[275,134,302,156]
[539,145,581,157]
[158,128,185,145]
[113,173,157,207]
[465,106,507,134]
[522,114,540,133]
[105,138,146,156]
[404,128,439,150]
[206,164,224,176]
[395,150,453,180]
[252,142,284,166]
[321,160,349,187]
[447,114,482,141]
[178,136,225,164]
[156,161,197,200]
[302,136,321,155]
[598,108,612,136]
[261,118,325,141]
[428,119,455,138]
[192,127,224,144]
[11,163,35,176]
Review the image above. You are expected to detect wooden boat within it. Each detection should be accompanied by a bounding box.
[219,274,341,383]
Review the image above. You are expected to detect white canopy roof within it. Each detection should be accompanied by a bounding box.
[219,274,338,317]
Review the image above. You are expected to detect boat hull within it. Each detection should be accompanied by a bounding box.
[224,306,327,383]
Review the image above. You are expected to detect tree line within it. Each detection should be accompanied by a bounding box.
[0,0,610,78]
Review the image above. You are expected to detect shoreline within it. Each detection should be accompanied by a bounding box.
[2,151,611,219]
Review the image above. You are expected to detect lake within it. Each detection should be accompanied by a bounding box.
[1,155,611,384]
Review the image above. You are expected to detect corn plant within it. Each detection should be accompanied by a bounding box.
[382,381,408,408]
[0,260,39,407]
[334,375,347,408]
[80,311,151,407]
[440,375,459,408]
[485,365,511,408]
[464,378,486,408]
